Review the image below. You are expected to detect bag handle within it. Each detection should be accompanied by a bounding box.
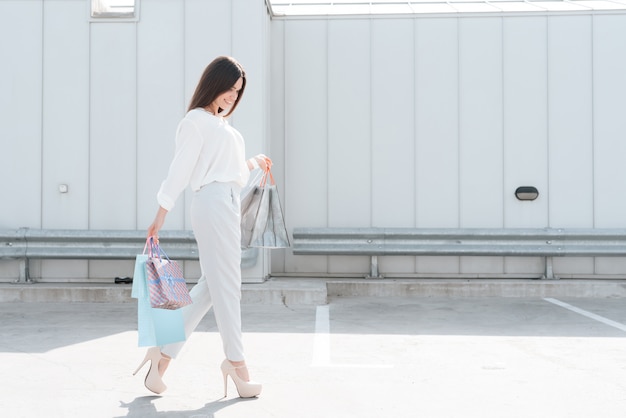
[142,237,151,255]
[143,237,159,257]
[259,168,276,188]
[144,237,171,261]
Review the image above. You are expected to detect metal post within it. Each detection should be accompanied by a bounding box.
[14,258,33,284]
[366,255,383,279]
[543,256,558,280]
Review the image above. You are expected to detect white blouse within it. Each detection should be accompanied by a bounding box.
[157,108,250,211]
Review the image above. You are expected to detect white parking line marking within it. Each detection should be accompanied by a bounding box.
[312,305,330,366]
[323,364,395,369]
[544,298,626,332]
[311,304,394,368]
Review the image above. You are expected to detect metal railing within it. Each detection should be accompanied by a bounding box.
[0,228,257,283]
[292,227,626,279]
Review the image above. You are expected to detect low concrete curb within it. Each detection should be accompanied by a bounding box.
[0,279,329,305]
[2,278,626,305]
[326,278,626,299]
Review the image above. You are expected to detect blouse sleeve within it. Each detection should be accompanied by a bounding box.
[157,118,203,211]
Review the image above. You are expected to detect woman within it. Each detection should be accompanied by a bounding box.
[133,56,270,398]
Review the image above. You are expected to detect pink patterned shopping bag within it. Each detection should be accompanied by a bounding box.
[145,239,193,310]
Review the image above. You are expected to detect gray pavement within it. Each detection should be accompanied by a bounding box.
[2,293,626,417]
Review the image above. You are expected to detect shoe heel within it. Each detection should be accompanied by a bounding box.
[133,355,149,376]
[220,359,262,398]
[222,369,229,397]
[133,347,168,394]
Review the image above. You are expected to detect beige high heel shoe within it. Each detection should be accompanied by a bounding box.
[133,347,169,394]
[220,359,262,398]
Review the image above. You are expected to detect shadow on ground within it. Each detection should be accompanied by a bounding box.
[116,396,253,418]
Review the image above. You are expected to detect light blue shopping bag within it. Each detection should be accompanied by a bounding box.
[132,254,187,347]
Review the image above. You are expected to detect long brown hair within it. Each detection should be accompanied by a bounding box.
[187,56,246,116]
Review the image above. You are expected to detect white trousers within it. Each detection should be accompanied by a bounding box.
[161,182,245,361]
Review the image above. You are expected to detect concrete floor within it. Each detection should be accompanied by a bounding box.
[2,295,626,417]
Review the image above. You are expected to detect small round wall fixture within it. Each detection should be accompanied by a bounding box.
[515,186,539,201]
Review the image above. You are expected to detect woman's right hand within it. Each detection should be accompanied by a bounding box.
[147,207,168,241]
[254,154,272,171]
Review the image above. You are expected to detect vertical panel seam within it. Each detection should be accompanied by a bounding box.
[281,20,287,273]
[546,16,551,228]
[88,15,92,233]
[456,17,461,274]
[413,17,418,273]
[182,1,186,117]
[368,18,375,226]
[134,16,139,229]
[501,16,505,230]
[231,0,234,54]
[326,19,330,229]
[40,0,45,229]
[501,17,506,274]
[87,11,92,279]
[183,0,189,229]
[590,15,596,274]
[456,17,461,229]
[590,15,596,230]
[326,19,330,271]
[413,18,418,229]
[283,18,288,273]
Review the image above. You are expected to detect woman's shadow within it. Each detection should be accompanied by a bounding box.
[116,396,256,417]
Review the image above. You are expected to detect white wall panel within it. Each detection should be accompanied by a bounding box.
[40,0,90,280]
[502,17,548,228]
[270,19,287,273]
[232,0,271,281]
[137,0,191,279]
[502,17,548,275]
[180,0,233,229]
[89,23,137,229]
[459,18,504,274]
[328,19,371,273]
[547,16,594,275]
[0,0,42,229]
[283,20,329,273]
[591,14,626,275]
[415,18,459,228]
[547,16,593,228]
[328,19,371,227]
[184,0,232,103]
[136,0,185,230]
[371,19,415,228]
[42,0,90,229]
[371,19,415,274]
[415,18,460,274]
[459,18,504,228]
[232,0,266,155]
[592,14,626,227]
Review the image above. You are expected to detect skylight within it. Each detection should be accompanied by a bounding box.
[91,0,137,18]
[267,0,626,17]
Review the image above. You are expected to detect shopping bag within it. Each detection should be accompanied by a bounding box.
[241,169,290,249]
[144,239,193,310]
[240,167,266,207]
[240,174,266,248]
[131,251,187,347]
